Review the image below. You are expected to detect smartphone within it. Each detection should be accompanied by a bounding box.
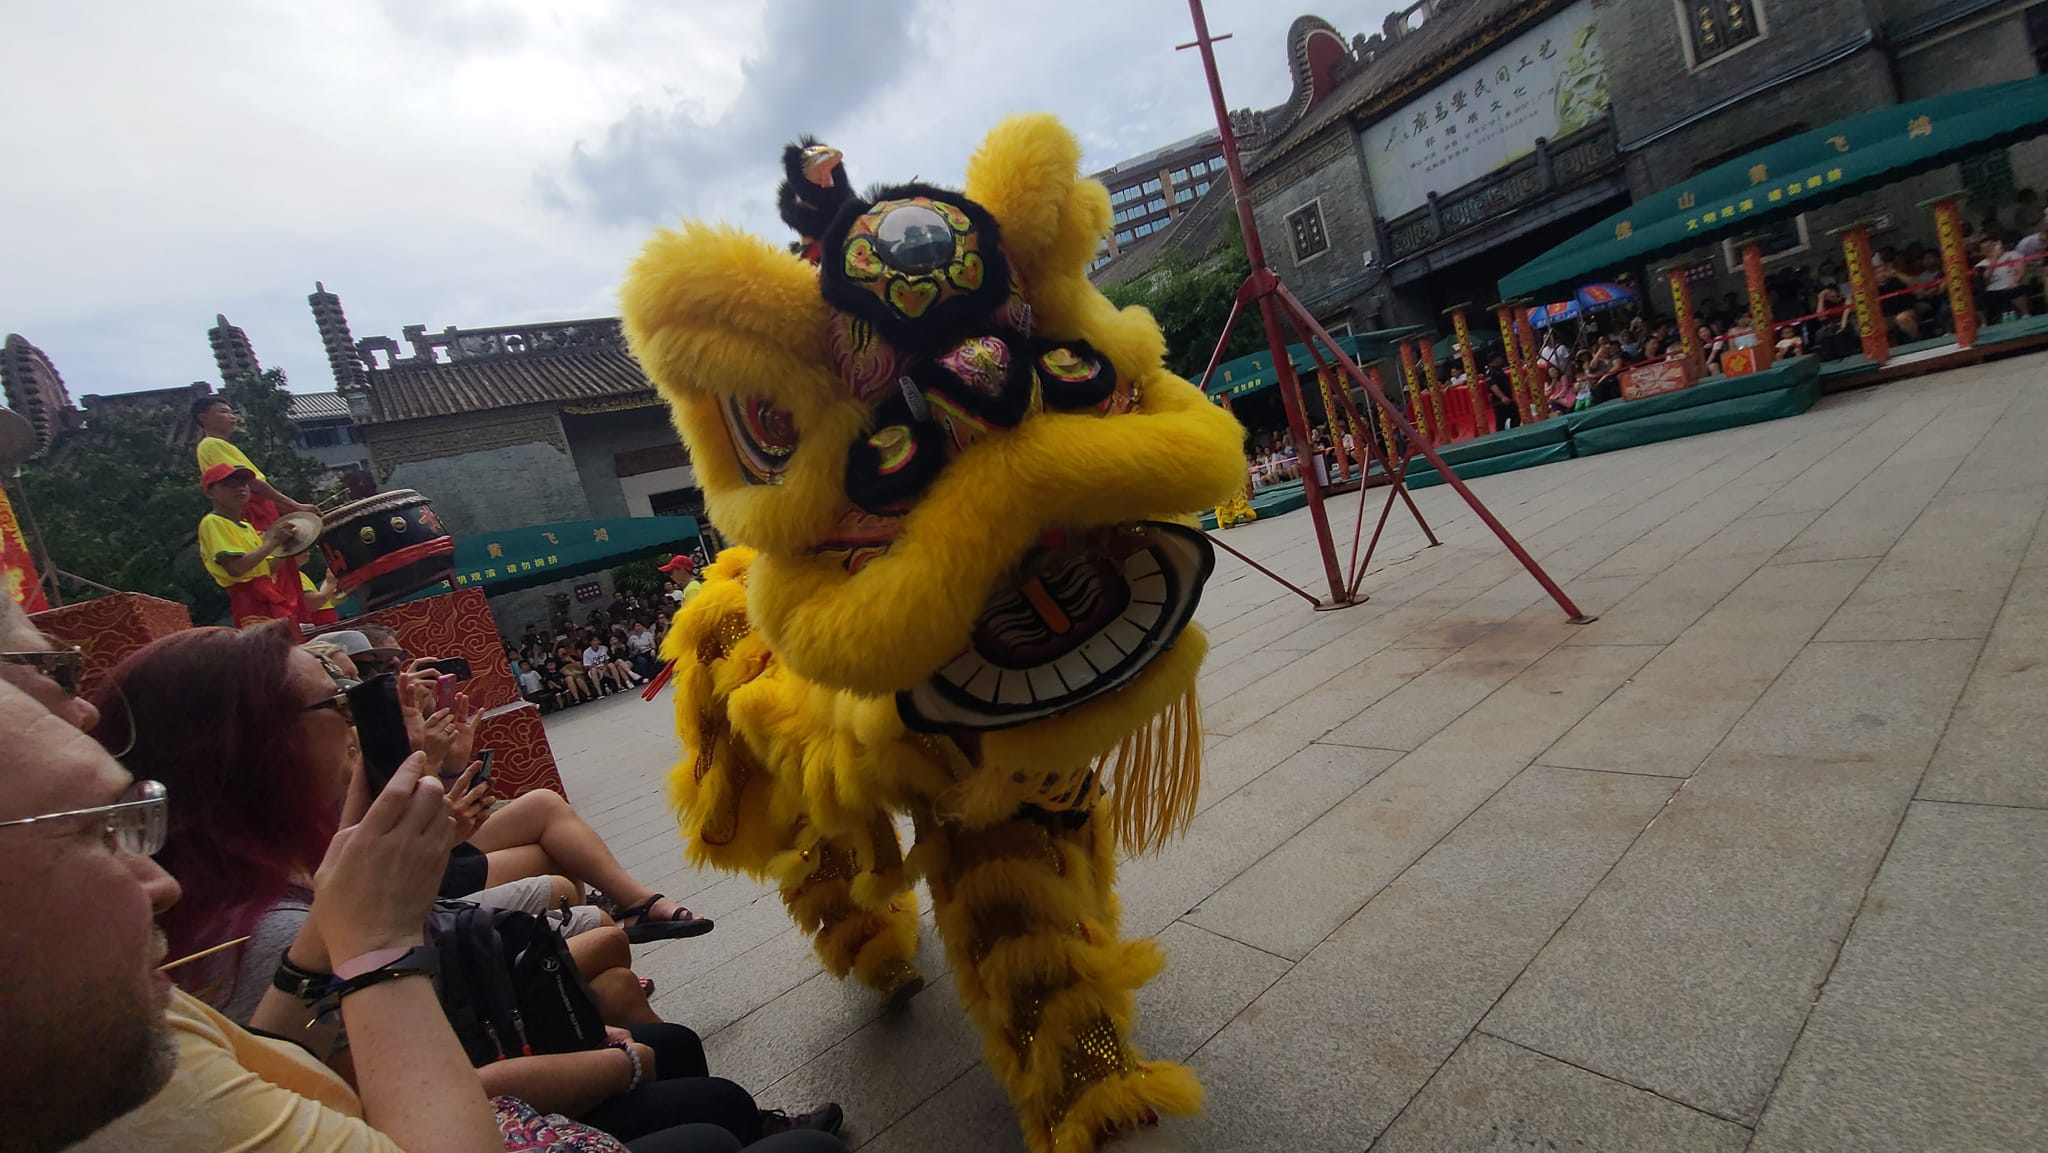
[434,673,461,712]
[476,748,495,788]
[425,656,473,681]
[347,674,413,794]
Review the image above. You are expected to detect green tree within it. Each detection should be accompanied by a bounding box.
[1102,223,1266,382]
[18,367,334,621]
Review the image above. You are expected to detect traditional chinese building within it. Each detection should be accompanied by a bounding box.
[1101,0,2048,336]
[306,284,702,633]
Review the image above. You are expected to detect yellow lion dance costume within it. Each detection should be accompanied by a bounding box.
[620,115,1245,1153]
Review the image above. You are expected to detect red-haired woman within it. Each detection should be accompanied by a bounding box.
[91,625,842,1149]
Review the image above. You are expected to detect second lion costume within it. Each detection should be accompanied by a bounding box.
[620,114,1247,1153]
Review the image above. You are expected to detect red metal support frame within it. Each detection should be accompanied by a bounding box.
[1180,0,1588,622]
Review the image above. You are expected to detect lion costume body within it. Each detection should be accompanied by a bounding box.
[619,115,1246,1153]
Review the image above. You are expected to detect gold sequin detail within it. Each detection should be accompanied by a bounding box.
[696,615,752,664]
[1006,978,1055,1054]
[805,841,860,884]
[1052,1015,1136,1121]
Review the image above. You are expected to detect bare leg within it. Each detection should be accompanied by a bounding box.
[470,790,695,920]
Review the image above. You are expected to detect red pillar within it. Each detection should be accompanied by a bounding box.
[1418,335,1448,442]
[1367,361,1399,462]
[1841,224,1891,365]
[1450,306,1489,435]
[1742,240,1775,371]
[1516,311,1545,423]
[1932,197,1978,349]
[1667,266,1702,374]
[1397,340,1431,443]
[1496,304,1531,427]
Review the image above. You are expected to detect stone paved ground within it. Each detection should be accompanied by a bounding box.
[545,352,2048,1152]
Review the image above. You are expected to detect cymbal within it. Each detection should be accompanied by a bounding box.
[268,510,323,558]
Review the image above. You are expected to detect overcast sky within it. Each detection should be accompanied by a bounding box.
[3,0,1396,398]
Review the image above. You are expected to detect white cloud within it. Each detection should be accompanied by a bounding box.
[2,0,1393,398]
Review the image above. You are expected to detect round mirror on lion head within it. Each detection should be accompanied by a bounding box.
[874,203,957,273]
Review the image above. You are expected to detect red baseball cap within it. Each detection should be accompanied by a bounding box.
[658,554,695,574]
[201,463,256,488]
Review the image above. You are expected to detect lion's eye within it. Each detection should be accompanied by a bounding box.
[722,394,799,485]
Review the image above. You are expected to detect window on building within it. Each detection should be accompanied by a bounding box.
[1115,229,1133,244]
[1148,196,1168,213]
[1175,188,1194,204]
[648,485,707,519]
[1092,254,1113,270]
[1210,155,1224,169]
[1680,0,1763,67]
[298,426,340,448]
[1190,160,1207,176]
[1195,180,1211,195]
[1142,177,1162,194]
[1285,199,1330,264]
[1134,222,1154,238]
[1171,167,1190,184]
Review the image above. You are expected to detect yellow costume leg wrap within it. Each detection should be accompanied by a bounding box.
[927,809,1202,1153]
[778,833,922,996]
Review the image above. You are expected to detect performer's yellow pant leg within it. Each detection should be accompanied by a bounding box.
[780,833,923,997]
[927,810,1202,1153]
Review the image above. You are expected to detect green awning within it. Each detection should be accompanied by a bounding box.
[451,516,701,595]
[1202,327,1431,400]
[1498,75,2048,300]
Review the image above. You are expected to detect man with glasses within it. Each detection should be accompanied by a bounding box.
[0,675,182,1153]
[0,595,97,732]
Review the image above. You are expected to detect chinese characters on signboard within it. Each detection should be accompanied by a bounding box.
[1360,1,1609,219]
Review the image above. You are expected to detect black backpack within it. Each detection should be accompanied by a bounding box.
[427,899,606,1066]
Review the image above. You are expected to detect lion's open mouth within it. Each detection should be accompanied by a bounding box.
[897,521,1213,732]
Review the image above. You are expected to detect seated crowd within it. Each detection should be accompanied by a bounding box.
[506,559,700,712]
[0,592,846,1153]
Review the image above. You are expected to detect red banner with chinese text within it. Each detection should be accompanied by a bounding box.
[1842,226,1889,365]
[1933,199,1977,349]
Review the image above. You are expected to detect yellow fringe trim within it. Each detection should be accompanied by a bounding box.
[1098,681,1203,857]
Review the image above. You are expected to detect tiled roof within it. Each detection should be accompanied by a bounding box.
[358,347,654,424]
[1251,0,1541,177]
[287,391,351,421]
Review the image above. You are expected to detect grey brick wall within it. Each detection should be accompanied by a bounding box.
[560,407,685,521]
[1251,127,1378,308]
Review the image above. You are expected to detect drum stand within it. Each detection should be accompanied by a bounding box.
[1179,0,1589,621]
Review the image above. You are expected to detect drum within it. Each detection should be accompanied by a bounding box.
[316,489,455,609]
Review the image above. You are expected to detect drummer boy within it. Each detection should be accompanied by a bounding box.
[199,463,310,628]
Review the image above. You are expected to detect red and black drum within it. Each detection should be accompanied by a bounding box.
[317,489,455,609]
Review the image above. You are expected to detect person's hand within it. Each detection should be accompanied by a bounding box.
[604,1026,631,1047]
[442,759,491,842]
[310,751,454,961]
[340,737,374,827]
[447,693,479,769]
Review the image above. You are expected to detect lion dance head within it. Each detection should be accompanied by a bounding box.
[621,115,1245,1151]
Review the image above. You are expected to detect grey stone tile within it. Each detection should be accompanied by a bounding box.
[1684,509,1823,562]
[1486,641,1982,1123]
[751,973,986,1148]
[1252,646,1458,744]
[1917,564,2048,808]
[1189,712,1316,817]
[860,1066,1024,1153]
[1373,1033,1751,1153]
[1324,618,1572,750]
[1561,554,1770,647]
[1817,484,2048,642]
[1773,459,1956,564]
[1133,921,1293,1062]
[1180,766,1678,1152]
[1119,743,1397,940]
[1749,801,2048,1153]
[1543,560,1873,777]
[1581,486,1767,579]
[1202,624,1393,735]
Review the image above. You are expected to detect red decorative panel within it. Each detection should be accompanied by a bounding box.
[33,593,194,698]
[475,702,566,801]
[339,588,519,711]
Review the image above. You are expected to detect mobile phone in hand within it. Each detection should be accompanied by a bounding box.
[476,748,495,787]
[434,673,460,712]
[347,674,412,794]
[425,656,473,681]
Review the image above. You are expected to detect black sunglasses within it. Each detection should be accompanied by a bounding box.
[0,648,86,695]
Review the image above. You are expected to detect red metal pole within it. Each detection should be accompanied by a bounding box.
[1273,282,1591,622]
[1184,0,1350,605]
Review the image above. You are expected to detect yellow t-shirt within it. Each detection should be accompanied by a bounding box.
[200,512,271,588]
[198,436,267,481]
[70,988,402,1153]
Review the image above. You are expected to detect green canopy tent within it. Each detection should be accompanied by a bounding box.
[448,516,702,596]
[1202,328,1428,401]
[1497,75,2048,300]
